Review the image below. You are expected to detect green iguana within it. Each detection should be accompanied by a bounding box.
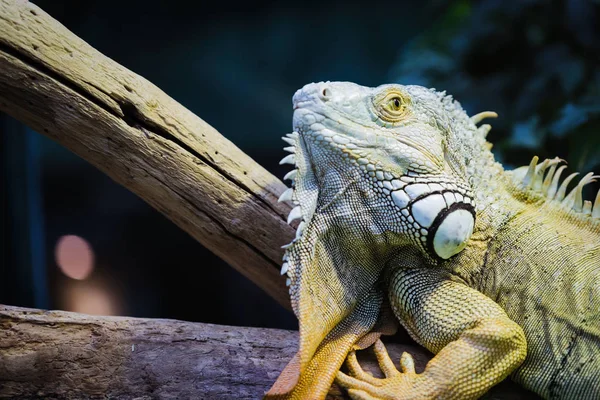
[265,82,600,400]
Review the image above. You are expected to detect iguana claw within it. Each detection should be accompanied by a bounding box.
[336,340,434,400]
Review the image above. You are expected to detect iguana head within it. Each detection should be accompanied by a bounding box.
[285,81,478,261]
[269,82,494,398]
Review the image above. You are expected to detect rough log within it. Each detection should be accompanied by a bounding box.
[0,305,535,399]
[0,0,294,309]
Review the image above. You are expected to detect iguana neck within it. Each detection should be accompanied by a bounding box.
[439,95,504,197]
[440,100,523,280]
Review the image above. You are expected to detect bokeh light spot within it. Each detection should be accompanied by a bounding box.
[55,235,94,280]
[67,284,116,316]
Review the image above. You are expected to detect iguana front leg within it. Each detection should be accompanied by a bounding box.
[336,267,527,399]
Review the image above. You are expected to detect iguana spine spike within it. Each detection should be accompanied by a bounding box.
[283,146,295,153]
[522,156,539,188]
[278,188,293,203]
[567,172,597,212]
[280,154,296,165]
[536,157,562,173]
[534,158,563,192]
[280,262,289,275]
[479,124,492,138]
[548,165,568,199]
[470,111,498,125]
[286,132,299,139]
[555,172,579,202]
[282,136,295,145]
[296,221,306,239]
[593,190,600,218]
[287,206,302,224]
[542,164,558,194]
[532,159,550,191]
[583,200,593,215]
[283,170,297,181]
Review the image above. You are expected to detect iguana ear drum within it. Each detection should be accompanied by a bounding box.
[427,203,475,260]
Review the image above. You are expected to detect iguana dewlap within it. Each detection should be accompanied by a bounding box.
[265,82,600,400]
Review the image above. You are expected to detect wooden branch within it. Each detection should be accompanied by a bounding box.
[0,305,535,399]
[0,0,294,309]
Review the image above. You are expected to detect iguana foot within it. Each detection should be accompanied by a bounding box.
[335,340,436,400]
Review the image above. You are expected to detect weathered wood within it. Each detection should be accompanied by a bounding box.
[0,0,294,309]
[0,305,534,399]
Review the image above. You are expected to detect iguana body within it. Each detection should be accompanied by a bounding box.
[266,82,600,400]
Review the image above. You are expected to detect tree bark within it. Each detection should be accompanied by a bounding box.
[0,0,294,310]
[0,305,535,399]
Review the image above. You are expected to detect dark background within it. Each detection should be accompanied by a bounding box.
[2,0,599,331]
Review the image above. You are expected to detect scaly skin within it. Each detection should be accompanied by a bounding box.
[265,82,600,399]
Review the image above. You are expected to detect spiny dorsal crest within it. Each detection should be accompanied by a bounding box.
[436,87,498,140]
[470,111,497,138]
[278,132,302,288]
[513,155,600,219]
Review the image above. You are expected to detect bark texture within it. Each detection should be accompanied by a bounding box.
[0,306,534,399]
[0,0,294,309]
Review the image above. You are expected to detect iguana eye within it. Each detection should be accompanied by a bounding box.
[374,91,410,122]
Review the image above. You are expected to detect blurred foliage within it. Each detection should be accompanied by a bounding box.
[392,0,600,174]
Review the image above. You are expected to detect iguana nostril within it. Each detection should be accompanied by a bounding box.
[320,87,331,101]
